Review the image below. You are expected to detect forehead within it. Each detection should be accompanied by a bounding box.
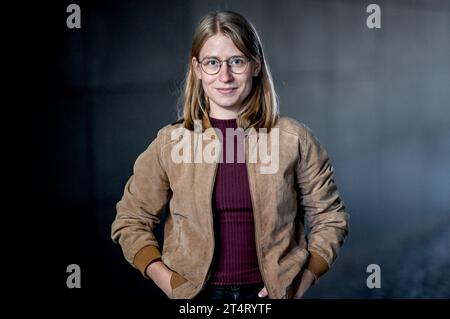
[199,33,244,58]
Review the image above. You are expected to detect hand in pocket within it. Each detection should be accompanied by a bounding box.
[292,269,316,299]
[145,260,174,298]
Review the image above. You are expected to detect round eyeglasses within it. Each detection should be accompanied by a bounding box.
[197,56,251,75]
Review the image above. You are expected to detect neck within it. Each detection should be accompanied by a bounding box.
[209,103,241,119]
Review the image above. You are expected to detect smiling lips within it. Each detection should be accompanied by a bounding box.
[216,88,237,94]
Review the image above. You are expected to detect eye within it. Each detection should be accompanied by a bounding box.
[230,57,245,65]
[204,58,219,66]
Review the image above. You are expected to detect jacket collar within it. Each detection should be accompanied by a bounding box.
[202,114,213,131]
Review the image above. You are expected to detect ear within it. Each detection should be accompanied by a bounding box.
[252,59,261,77]
[192,57,202,80]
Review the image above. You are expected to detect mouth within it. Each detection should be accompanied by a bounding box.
[216,88,237,95]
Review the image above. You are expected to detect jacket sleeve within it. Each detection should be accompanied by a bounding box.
[111,129,171,278]
[296,126,349,280]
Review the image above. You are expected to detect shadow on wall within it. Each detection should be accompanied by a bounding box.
[46,0,450,298]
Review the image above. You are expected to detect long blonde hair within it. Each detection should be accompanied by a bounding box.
[180,11,279,130]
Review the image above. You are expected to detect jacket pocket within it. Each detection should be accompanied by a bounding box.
[170,271,188,289]
[171,274,196,299]
[283,248,310,298]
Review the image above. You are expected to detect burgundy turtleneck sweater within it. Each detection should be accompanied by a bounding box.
[208,117,263,285]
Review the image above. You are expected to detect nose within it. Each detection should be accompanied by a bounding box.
[218,62,233,82]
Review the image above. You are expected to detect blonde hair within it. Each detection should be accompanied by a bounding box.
[180,11,279,130]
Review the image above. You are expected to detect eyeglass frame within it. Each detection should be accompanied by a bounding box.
[196,55,253,75]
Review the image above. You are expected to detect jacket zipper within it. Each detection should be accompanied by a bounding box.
[245,134,272,298]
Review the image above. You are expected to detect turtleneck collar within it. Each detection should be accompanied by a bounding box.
[209,116,238,129]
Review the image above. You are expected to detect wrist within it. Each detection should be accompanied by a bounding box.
[305,268,318,285]
[145,259,163,279]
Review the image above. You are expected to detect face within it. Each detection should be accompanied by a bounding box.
[193,33,260,117]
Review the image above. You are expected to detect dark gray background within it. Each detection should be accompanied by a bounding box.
[41,0,450,298]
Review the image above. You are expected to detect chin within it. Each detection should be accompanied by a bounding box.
[213,98,240,109]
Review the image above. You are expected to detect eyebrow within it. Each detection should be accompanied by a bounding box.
[200,55,246,60]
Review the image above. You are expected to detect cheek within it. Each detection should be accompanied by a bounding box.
[202,77,215,91]
[200,81,211,96]
[240,77,253,94]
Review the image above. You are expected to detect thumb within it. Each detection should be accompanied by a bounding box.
[258,286,268,298]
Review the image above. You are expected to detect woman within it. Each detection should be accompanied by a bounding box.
[111,10,349,299]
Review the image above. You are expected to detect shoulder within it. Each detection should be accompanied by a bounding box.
[154,119,188,145]
[273,116,312,142]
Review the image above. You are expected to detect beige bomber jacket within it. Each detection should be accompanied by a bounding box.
[111,115,349,299]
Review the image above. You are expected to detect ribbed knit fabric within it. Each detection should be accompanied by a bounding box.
[208,117,263,285]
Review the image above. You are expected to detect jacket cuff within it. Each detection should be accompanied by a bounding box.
[306,252,329,281]
[133,245,162,278]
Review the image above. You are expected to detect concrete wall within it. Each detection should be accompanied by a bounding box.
[43,0,450,298]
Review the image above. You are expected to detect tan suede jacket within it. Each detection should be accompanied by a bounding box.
[111,115,349,299]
